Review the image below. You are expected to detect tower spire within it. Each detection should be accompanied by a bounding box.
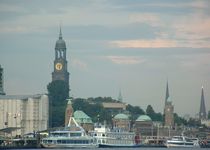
[118,89,123,102]
[165,80,169,104]
[199,86,207,120]
[59,25,62,39]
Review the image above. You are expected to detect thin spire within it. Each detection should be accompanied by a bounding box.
[118,89,123,102]
[59,25,62,39]
[165,80,169,104]
[199,86,207,120]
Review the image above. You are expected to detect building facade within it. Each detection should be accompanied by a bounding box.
[112,113,130,131]
[52,27,69,86]
[164,81,174,127]
[134,115,153,136]
[0,65,5,95]
[0,94,48,136]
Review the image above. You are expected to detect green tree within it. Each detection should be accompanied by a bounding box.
[174,113,187,126]
[47,80,69,127]
[208,110,210,119]
[146,105,163,121]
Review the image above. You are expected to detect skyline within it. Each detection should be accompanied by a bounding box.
[0,0,210,117]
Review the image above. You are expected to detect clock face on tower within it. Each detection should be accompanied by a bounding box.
[55,63,63,71]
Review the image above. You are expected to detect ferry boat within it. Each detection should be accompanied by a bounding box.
[40,117,98,148]
[90,125,142,148]
[165,135,199,148]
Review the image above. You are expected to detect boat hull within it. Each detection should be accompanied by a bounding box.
[99,143,142,148]
[41,143,98,149]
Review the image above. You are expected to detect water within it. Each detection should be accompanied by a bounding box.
[12,148,205,150]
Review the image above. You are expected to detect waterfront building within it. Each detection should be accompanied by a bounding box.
[112,113,130,131]
[199,86,207,120]
[0,65,5,95]
[52,27,69,86]
[0,94,48,136]
[164,81,174,127]
[73,110,94,132]
[134,115,153,136]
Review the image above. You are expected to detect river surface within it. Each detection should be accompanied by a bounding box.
[12,148,206,150]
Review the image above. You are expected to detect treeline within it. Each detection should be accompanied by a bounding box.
[47,80,202,128]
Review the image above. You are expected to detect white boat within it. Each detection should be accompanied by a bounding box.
[90,125,142,148]
[165,135,199,148]
[40,117,98,148]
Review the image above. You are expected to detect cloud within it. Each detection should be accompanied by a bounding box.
[111,37,210,48]
[129,13,161,27]
[106,56,146,65]
[111,39,177,48]
[71,59,88,70]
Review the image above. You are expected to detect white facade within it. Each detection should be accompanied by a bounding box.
[0,94,49,136]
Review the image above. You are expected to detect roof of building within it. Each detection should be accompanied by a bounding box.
[73,110,93,124]
[114,113,129,120]
[102,102,126,109]
[0,94,47,100]
[136,115,152,121]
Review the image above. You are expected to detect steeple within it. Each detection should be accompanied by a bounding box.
[118,89,123,102]
[165,80,170,104]
[199,86,207,120]
[59,25,62,40]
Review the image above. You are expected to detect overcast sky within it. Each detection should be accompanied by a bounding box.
[0,0,210,117]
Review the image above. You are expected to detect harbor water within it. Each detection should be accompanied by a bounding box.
[11,148,206,150]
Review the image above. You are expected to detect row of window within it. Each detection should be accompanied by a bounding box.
[43,139,94,144]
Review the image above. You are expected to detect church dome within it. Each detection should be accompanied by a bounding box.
[136,115,152,121]
[73,110,93,124]
[114,113,129,120]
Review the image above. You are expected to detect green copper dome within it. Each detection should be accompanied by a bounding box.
[136,115,152,121]
[73,110,93,124]
[114,113,129,120]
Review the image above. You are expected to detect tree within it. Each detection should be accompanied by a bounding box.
[174,113,187,126]
[208,110,210,119]
[146,105,163,121]
[47,80,69,127]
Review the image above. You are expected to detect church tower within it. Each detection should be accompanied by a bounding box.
[164,81,174,127]
[199,86,207,120]
[52,27,69,85]
[65,98,74,126]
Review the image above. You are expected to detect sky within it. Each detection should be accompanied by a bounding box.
[0,0,210,117]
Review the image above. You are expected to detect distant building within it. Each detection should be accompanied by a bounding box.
[0,94,48,136]
[199,86,207,120]
[134,115,153,136]
[102,102,126,115]
[52,27,69,86]
[164,81,174,127]
[112,113,130,131]
[0,65,5,95]
[73,110,94,132]
[65,99,74,126]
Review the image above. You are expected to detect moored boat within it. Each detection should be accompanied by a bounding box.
[165,135,199,148]
[40,117,98,148]
[90,125,142,148]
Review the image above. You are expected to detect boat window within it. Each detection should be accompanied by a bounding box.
[70,133,81,137]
